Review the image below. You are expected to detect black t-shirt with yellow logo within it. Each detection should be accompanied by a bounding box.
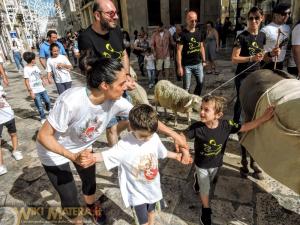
[234,30,266,79]
[178,29,203,66]
[78,25,124,60]
[186,120,241,168]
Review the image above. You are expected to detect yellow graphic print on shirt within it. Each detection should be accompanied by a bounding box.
[132,153,159,183]
[203,139,222,157]
[248,41,264,56]
[102,43,124,59]
[187,37,200,54]
[228,119,239,128]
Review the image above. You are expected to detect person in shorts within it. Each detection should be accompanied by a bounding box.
[182,95,274,225]
[0,86,23,175]
[78,104,189,225]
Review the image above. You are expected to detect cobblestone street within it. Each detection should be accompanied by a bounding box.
[0,50,299,225]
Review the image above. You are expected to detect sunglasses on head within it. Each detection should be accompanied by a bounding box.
[248,16,260,21]
[98,10,118,18]
[280,11,291,16]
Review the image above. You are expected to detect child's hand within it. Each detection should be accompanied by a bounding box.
[261,106,275,122]
[181,149,193,164]
[30,91,35,99]
[175,153,182,162]
[56,63,63,69]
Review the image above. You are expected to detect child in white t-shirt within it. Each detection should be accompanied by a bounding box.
[23,52,51,124]
[78,104,188,225]
[144,47,156,89]
[0,85,23,175]
[47,43,73,95]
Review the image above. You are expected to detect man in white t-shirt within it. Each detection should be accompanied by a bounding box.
[288,22,300,78]
[0,86,23,176]
[77,104,189,225]
[0,55,8,87]
[261,3,291,70]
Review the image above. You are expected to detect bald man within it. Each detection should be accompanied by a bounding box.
[78,0,129,73]
[177,11,206,96]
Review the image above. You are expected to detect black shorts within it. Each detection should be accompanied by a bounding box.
[0,118,17,138]
[132,199,165,225]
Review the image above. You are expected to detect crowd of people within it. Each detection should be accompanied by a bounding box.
[0,0,300,225]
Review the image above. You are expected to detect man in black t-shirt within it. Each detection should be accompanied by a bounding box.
[177,11,206,96]
[183,95,274,225]
[78,0,129,74]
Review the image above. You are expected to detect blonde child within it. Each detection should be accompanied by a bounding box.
[183,95,274,225]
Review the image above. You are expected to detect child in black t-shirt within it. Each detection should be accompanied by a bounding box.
[183,95,274,225]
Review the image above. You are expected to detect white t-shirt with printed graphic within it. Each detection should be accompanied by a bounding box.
[102,132,168,208]
[261,22,291,62]
[36,87,133,166]
[0,88,14,124]
[46,55,72,83]
[23,65,45,93]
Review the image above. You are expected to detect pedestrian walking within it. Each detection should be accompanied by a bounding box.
[77,104,189,225]
[46,43,73,94]
[182,95,274,225]
[11,41,24,72]
[151,22,174,81]
[23,52,51,124]
[231,6,280,179]
[39,30,67,69]
[0,86,23,176]
[144,47,156,88]
[177,11,206,96]
[261,3,291,70]
[205,21,220,75]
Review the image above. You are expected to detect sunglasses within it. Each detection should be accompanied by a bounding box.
[190,20,198,23]
[280,11,291,16]
[98,10,118,18]
[248,16,260,21]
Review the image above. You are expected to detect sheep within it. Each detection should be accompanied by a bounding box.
[154,80,201,126]
[128,82,150,105]
[127,66,150,105]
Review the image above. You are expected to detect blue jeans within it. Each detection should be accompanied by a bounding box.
[183,63,204,96]
[147,69,155,85]
[13,52,24,70]
[34,91,51,120]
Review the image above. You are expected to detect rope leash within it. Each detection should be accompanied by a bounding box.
[205,60,261,96]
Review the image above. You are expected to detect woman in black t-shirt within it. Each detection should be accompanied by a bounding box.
[231,6,280,179]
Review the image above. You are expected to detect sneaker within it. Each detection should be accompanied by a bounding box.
[193,172,200,193]
[200,207,212,225]
[88,200,106,225]
[12,151,23,161]
[0,165,8,176]
[41,119,46,125]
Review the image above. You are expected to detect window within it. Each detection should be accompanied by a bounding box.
[147,0,161,26]
[169,0,181,25]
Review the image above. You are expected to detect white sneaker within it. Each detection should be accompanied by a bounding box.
[41,119,46,124]
[0,165,7,175]
[12,150,23,161]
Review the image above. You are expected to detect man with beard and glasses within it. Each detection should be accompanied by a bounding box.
[78,0,129,74]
